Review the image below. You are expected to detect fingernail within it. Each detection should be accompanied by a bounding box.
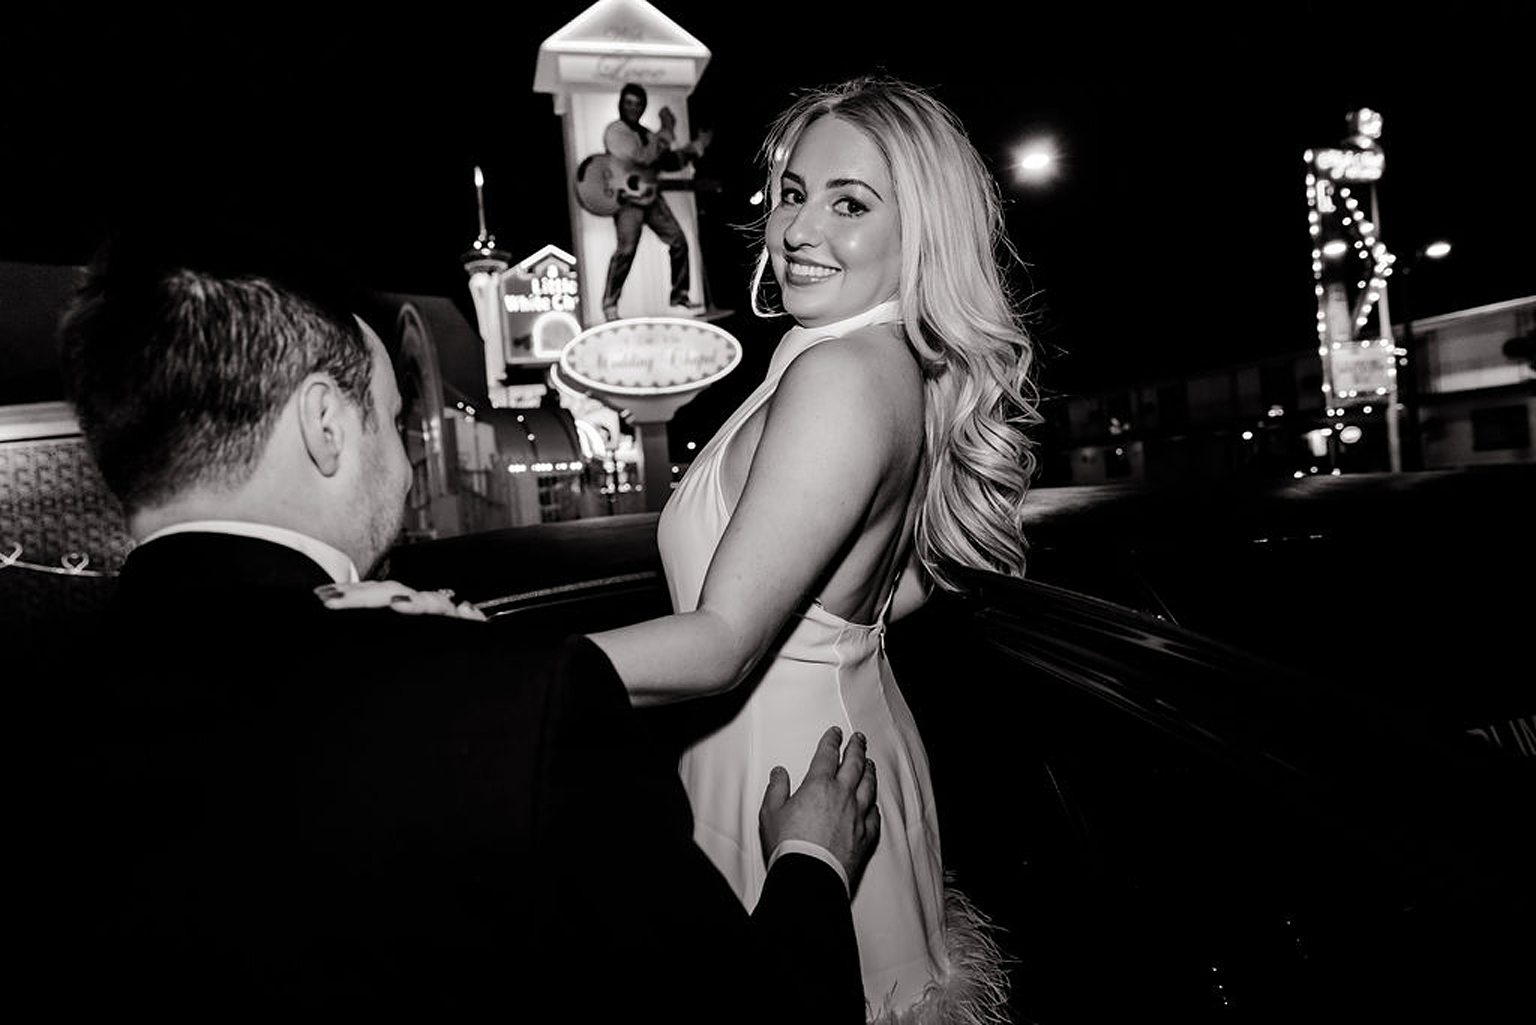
[854,731,867,745]
[390,594,412,604]
[314,585,341,599]
[830,725,843,738]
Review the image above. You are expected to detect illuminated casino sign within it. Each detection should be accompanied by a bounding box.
[560,317,740,396]
[1312,147,1384,182]
[502,245,581,364]
[1327,338,1395,403]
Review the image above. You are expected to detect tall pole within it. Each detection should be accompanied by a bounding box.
[1371,186,1402,472]
[1398,262,1419,471]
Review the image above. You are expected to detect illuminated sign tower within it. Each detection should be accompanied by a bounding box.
[1303,108,1401,471]
[534,0,712,325]
[461,166,518,406]
[532,1,738,511]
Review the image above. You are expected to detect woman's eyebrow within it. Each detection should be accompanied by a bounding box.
[826,177,882,200]
[781,169,884,201]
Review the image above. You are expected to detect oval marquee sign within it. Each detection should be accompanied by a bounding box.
[559,317,742,396]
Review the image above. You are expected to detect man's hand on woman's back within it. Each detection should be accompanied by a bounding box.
[759,726,880,892]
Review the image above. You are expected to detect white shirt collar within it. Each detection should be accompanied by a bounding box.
[137,520,360,584]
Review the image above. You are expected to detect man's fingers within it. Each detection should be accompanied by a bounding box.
[314,580,417,608]
[855,756,877,811]
[836,731,867,788]
[804,725,844,780]
[760,765,791,816]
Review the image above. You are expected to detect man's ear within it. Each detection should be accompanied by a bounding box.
[297,374,348,477]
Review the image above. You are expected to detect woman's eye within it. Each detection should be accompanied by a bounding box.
[834,197,867,216]
[779,186,804,206]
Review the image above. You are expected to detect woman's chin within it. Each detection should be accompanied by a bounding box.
[783,290,844,327]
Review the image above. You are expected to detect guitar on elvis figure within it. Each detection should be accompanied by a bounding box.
[575,108,714,217]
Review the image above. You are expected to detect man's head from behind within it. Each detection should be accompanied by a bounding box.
[58,229,410,574]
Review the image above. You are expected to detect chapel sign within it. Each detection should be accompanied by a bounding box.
[560,317,740,396]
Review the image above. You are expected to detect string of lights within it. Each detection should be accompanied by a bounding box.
[1302,111,1403,471]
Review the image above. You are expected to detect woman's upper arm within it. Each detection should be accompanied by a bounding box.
[697,341,907,664]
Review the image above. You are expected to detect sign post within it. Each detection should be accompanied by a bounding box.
[556,317,741,510]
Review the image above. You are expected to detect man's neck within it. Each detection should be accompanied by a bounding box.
[133,492,285,541]
[129,489,349,566]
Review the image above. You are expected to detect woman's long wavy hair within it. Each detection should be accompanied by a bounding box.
[749,77,1042,591]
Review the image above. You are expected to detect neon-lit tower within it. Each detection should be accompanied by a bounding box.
[461,166,514,406]
[1303,109,1401,472]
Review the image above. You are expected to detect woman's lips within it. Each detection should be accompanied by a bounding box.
[784,261,841,287]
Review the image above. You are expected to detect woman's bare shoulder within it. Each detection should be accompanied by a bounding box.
[778,324,923,409]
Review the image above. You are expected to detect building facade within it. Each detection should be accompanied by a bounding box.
[1037,296,1535,486]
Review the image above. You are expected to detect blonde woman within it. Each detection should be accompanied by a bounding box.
[589,77,1038,1022]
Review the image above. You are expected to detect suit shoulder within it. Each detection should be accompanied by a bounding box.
[327,608,569,679]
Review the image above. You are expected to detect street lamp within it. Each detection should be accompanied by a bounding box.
[1397,239,1452,471]
[1013,137,1059,185]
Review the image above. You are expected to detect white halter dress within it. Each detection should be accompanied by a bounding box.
[656,302,1008,1024]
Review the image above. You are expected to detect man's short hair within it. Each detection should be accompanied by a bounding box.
[620,83,648,106]
[58,227,376,514]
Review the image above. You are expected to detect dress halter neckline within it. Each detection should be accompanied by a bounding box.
[795,299,901,335]
[771,300,902,376]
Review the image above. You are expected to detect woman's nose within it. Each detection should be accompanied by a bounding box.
[781,205,820,250]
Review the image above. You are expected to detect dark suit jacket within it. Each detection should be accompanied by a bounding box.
[26,533,861,1020]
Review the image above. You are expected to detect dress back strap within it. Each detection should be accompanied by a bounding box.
[876,572,901,627]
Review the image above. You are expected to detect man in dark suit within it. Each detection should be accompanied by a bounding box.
[39,230,876,1019]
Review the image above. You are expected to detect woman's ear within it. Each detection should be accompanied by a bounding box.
[297,374,347,477]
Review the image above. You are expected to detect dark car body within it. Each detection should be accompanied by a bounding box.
[386,465,1534,1022]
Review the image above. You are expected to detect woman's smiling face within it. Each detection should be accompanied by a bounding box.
[767,116,902,327]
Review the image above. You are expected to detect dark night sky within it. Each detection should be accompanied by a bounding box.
[3,4,1531,405]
